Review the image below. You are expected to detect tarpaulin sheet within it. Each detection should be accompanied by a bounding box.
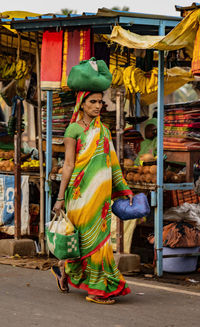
[110,9,200,58]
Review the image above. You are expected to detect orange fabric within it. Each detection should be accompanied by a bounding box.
[61,28,91,89]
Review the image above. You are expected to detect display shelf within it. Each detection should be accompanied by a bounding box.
[128,181,157,191]
[42,140,65,153]
[128,181,194,195]
[163,183,193,191]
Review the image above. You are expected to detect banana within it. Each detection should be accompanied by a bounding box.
[131,68,145,94]
[15,59,28,80]
[21,60,27,73]
[15,59,23,73]
[123,66,134,93]
[5,62,16,78]
[111,68,119,85]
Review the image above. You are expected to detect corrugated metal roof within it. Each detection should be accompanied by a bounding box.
[0,8,182,36]
[0,8,181,23]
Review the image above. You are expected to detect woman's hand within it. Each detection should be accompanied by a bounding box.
[53,200,65,215]
[127,194,133,206]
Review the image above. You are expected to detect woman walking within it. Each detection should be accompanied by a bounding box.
[52,91,133,304]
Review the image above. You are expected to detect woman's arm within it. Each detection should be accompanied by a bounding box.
[53,137,76,214]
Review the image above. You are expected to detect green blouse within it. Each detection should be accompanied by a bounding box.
[64,123,84,140]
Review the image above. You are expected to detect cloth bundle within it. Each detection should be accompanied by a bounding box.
[67,57,112,91]
[164,105,200,150]
[42,91,75,139]
[148,221,200,248]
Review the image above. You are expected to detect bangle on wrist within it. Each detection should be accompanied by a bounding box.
[56,198,65,201]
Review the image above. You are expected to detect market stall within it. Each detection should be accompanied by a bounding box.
[3,7,200,275]
[2,8,182,274]
[109,6,200,274]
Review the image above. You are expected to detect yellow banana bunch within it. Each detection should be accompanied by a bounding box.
[146,67,158,94]
[131,68,146,94]
[0,56,7,74]
[1,56,16,79]
[15,59,29,80]
[123,66,135,94]
[110,66,124,86]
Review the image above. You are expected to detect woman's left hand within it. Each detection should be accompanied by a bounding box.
[127,194,133,206]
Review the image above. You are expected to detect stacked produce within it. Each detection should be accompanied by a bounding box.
[124,153,186,184]
[0,160,15,172]
[0,150,41,172]
[21,159,40,171]
[0,149,14,159]
[42,91,75,141]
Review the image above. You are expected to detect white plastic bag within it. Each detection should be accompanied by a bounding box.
[46,210,74,235]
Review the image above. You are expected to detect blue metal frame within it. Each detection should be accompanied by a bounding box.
[155,22,194,276]
[45,91,53,224]
[119,16,180,27]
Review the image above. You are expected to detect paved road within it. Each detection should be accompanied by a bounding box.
[0,264,199,327]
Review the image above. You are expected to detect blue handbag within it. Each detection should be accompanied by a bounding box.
[112,193,150,220]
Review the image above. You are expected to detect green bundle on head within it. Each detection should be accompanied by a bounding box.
[67,57,112,92]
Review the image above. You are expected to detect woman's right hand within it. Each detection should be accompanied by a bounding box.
[53,200,65,216]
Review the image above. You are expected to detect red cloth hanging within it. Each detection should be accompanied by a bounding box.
[41,30,63,90]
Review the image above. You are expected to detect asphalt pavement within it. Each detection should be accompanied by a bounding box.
[0,264,199,327]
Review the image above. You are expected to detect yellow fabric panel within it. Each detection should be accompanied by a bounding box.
[75,132,100,168]
[110,9,200,58]
[68,180,112,227]
[110,149,120,167]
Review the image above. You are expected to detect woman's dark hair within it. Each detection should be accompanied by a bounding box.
[82,91,103,104]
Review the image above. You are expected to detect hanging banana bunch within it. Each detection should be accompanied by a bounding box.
[131,68,146,94]
[123,65,135,94]
[111,66,124,86]
[1,56,16,80]
[15,59,29,80]
[0,55,30,81]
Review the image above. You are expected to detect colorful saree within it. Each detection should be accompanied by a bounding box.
[64,92,132,298]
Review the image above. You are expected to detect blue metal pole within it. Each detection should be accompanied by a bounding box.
[45,90,53,224]
[135,92,141,131]
[155,22,165,276]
